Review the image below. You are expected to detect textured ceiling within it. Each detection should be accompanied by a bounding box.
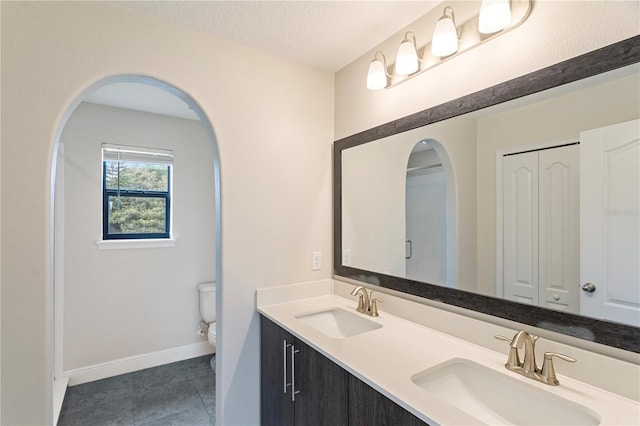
[113,1,442,71]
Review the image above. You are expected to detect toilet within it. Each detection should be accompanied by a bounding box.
[198,282,216,371]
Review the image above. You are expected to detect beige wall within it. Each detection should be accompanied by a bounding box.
[0,2,333,425]
[61,103,215,371]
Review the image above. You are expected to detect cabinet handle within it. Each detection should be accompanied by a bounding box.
[283,340,292,394]
[290,345,300,402]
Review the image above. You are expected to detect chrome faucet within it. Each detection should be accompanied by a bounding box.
[350,286,382,317]
[495,331,576,386]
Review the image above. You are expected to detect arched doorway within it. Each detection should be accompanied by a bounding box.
[405,138,457,288]
[50,75,221,422]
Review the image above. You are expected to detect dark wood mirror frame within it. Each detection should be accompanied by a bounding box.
[333,36,640,353]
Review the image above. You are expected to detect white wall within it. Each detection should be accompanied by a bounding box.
[0,2,333,425]
[60,102,215,371]
[342,136,409,277]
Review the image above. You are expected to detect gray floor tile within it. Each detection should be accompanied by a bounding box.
[131,361,191,392]
[58,396,134,426]
[193,375,216,406]
[182,354,215,379]
[133,380,203,425]
[140,405,213,426]
[60,356,215,425]
[61,374,132,414]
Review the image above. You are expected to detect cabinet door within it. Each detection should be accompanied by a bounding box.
[349,375,427,426]
[261,316,295,426]
[294,339,349,426]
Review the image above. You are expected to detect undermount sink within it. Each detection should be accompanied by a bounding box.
[411,358,601,426]
[295,308,382,339]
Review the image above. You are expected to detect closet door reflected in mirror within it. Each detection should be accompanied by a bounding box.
[502,144,579,314]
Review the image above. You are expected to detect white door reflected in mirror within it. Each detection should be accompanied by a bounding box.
[580,119,640,327]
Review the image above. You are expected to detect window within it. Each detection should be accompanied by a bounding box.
[102,144,172,240]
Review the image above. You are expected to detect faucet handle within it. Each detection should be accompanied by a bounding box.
[370,297,383,317]
[354,293,365,312]
[494,335,521,369]
[541,352,576,386]
[350,286,366,312]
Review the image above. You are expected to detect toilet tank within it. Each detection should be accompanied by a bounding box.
[198,282,216,323]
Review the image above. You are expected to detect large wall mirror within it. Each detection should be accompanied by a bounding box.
[334,36,640,353]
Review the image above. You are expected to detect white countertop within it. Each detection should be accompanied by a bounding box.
[257,284,640,425]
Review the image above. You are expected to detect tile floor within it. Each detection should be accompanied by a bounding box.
[58,355,216,425]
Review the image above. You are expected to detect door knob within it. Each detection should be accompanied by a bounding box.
[581,283,596,293]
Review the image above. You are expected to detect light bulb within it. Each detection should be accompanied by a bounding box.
[431,8,459,57]
[479,0,512,34]
[367,58,388,90]
[395,33,419,76]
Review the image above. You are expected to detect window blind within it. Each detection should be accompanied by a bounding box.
[102,143,173,165]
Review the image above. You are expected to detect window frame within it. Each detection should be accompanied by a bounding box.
[101,146,172,241]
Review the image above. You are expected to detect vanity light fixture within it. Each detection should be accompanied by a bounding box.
[478,0,512,34]
[366,51,391,90]
[366,0,531,90]
[395,32,420,76]
[431,6,459,57]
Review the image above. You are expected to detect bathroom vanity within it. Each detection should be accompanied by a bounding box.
[257,279,640,425]
[260,316,424,425]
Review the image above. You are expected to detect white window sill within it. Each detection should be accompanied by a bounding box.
[96,238,177,250]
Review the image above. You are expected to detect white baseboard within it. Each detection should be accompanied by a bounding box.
[65,342,214,386]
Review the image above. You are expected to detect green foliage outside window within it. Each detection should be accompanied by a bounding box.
[104,160,170,236]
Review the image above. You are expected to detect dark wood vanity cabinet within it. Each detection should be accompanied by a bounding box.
[260,315,349,426]
[348,375,427,426]
[260,315,426,426]
[261,315,296,425]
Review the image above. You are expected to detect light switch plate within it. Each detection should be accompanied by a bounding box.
[312,251,321,271]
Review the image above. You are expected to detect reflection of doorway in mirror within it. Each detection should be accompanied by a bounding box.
[502,143,580,314]
[405,140,447,286]
[580,119,640,327]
